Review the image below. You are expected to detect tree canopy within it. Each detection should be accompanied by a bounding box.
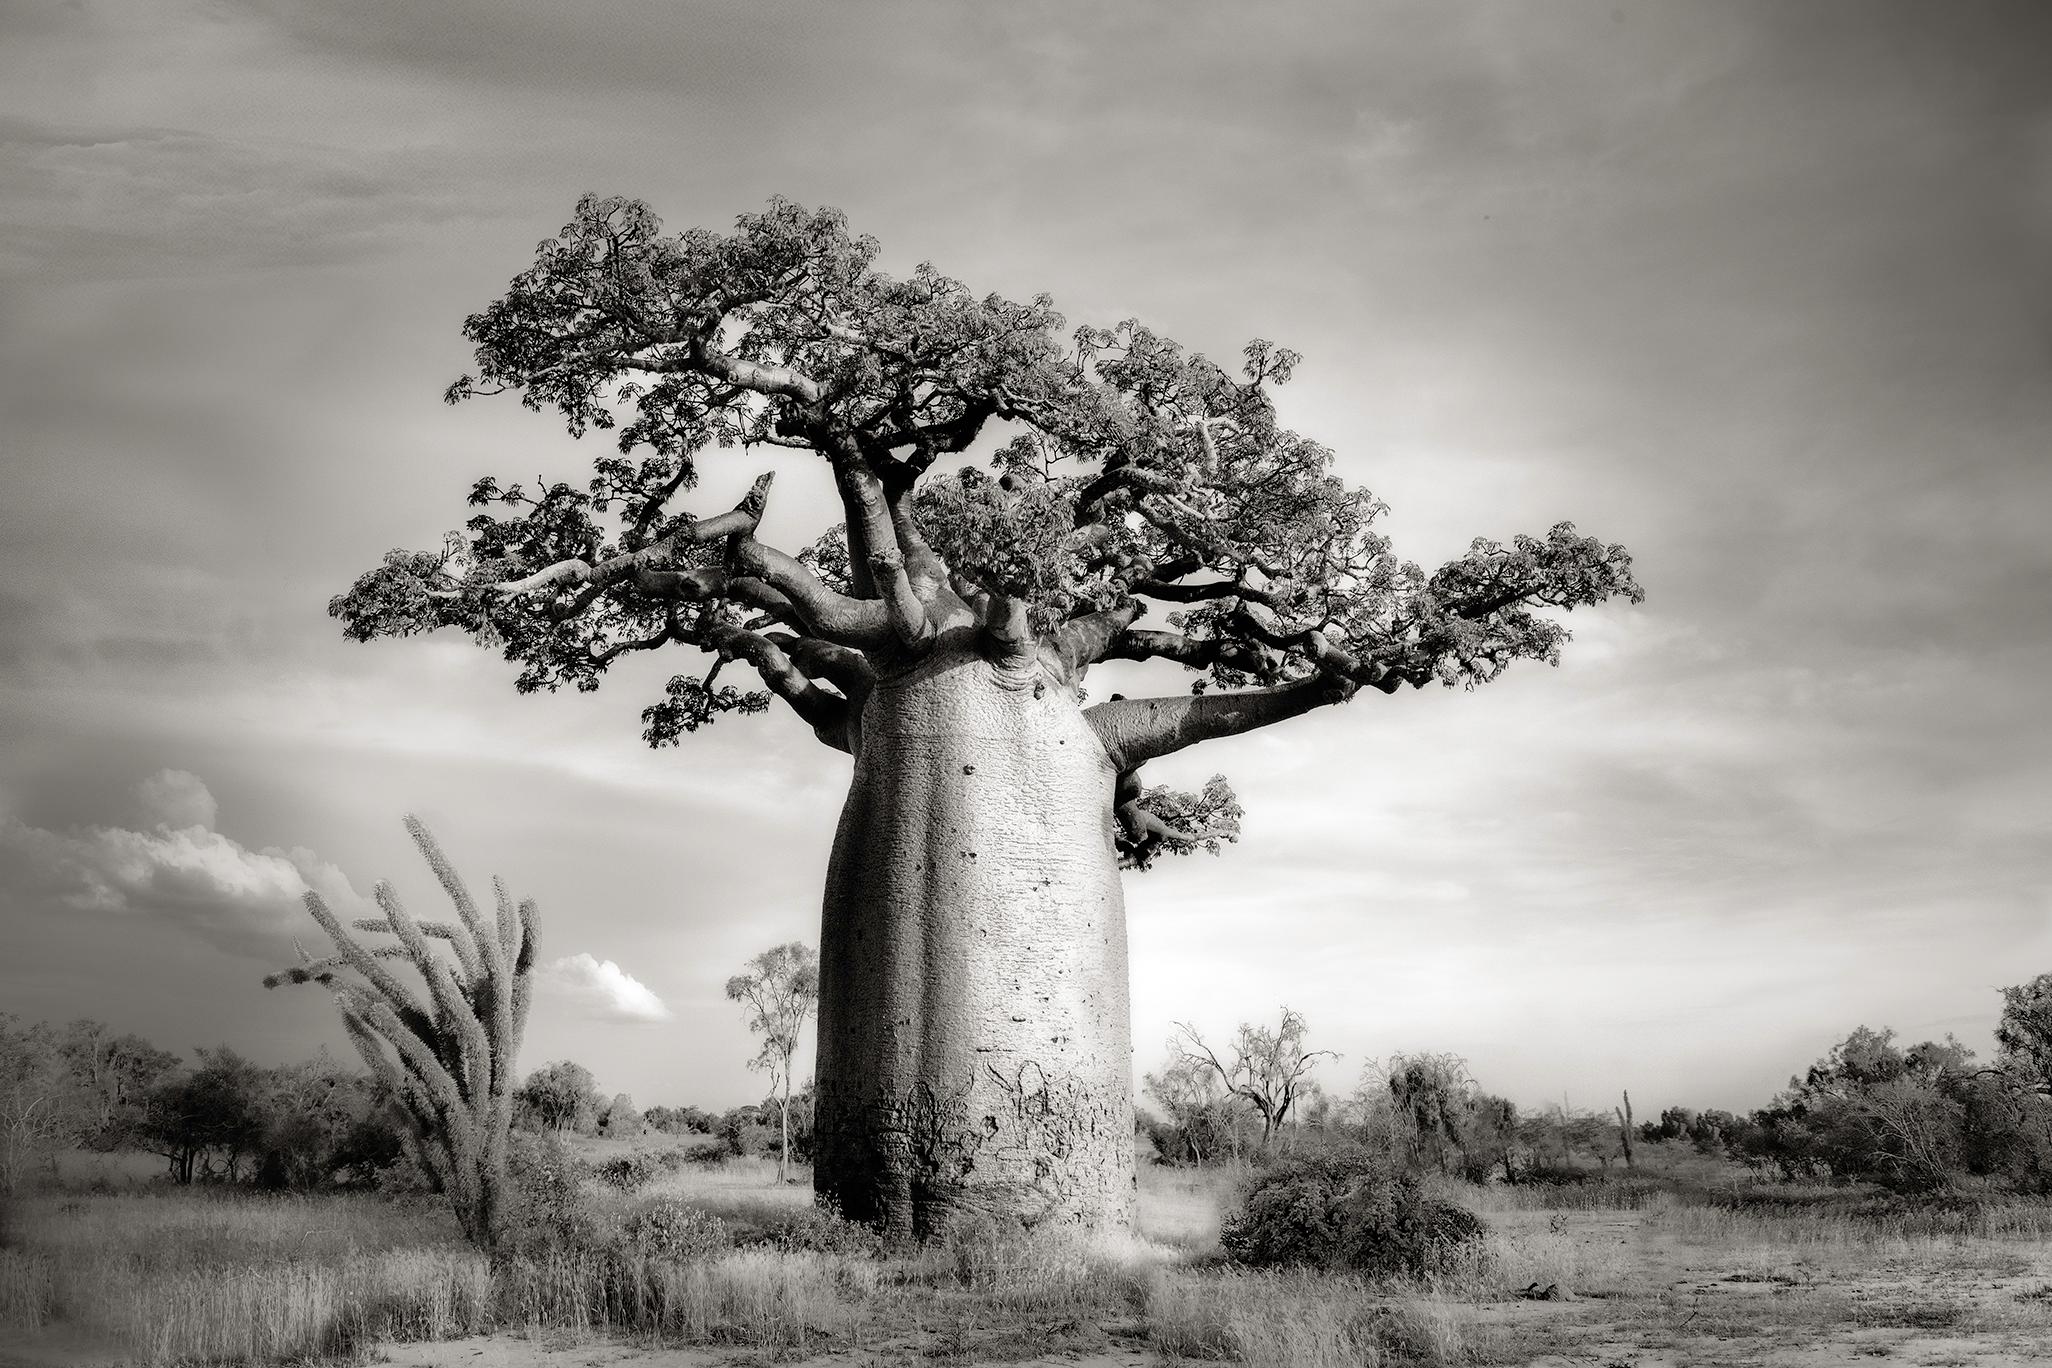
[333,195,1642,863]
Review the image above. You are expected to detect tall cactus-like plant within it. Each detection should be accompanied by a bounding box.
[264,816,536,1250]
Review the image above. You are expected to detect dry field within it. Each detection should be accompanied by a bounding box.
[6,1149,2052,1367]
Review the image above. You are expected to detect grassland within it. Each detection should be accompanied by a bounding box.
[6,1142,2052,1366]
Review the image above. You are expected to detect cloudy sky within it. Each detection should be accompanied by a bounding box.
[3,0,2048,1117]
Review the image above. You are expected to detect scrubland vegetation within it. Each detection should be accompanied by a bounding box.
[10,1139,2052,1367]
[7,973,2052,1364]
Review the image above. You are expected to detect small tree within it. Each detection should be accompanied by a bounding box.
[726,942,819,1183]
[515,1060,602,1134]
[264,815,537,1251]
[1174,1008,1334,1149]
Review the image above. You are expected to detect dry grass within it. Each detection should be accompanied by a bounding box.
[10,1155,2052,1366]
[0,1191,488,1364]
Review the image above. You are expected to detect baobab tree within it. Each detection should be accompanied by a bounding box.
[332,195,1642,1236]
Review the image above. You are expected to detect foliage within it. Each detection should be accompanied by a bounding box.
[326,193,1642,872]
[265,816,539,1250]
[643,1105,714,1135]
[1219,1144,1486,1276]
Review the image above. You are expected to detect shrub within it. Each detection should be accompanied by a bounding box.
[503,1132,606,1253]
[592,1152,663,1192]
[1219,1145,1485,1277]
[624,1199,732,1260]
[736,1201,881,1257]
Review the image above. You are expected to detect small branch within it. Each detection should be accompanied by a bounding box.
[493,472,775,599]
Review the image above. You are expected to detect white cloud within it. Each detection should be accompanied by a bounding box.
[542,952,673,1024]
[0,770,357,954]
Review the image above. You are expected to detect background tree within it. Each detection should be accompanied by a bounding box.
[0,1015,87,1193]
[1996,974,2052,1096]
[265,815,538,1251]
[515,1061,602,1135]
[726,941,819,1184]
[1381,1052,1474,1174]
[57,1020,179,1150]
[598,1092,644,1138]
[1461,1092,1520,1183]
[135,1047,266,1184]
[643,1104,713,1136]
[1143,1047,1242,1166]
[1174,1008,1334,1149]
[330,194,1642,1234]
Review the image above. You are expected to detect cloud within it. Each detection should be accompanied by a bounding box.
[541,953,673,1024]
[0,770,357,954]
[134,768,218,830]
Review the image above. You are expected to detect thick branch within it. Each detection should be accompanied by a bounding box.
[705,620,854,752]
[867,547,938,652]
[1086,677,1345,771]
[1051,601,1143,677]
[733,537,893,649]
[775,634,876,699]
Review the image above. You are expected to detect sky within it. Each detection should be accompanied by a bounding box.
[2,0,2049,1118]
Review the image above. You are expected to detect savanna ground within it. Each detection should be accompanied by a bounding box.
[6,1139,2052,1368]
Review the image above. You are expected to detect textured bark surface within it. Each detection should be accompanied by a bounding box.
[814,645,1136,1238]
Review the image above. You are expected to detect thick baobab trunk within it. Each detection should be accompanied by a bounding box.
[814,645,1136,1239]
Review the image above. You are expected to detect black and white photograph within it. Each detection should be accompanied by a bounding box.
[3,2,2050,1364]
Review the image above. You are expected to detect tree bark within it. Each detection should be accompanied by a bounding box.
[814,645,1137,1239]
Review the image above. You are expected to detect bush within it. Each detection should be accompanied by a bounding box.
[1219,1145,1485,1276]
[503,1132,607,1253]
[592,1152,663,1192]
[735,1201,881,1257]
[624,1198,732,1259]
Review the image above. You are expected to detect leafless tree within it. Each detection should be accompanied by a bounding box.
[1174,1008,1334,1149]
